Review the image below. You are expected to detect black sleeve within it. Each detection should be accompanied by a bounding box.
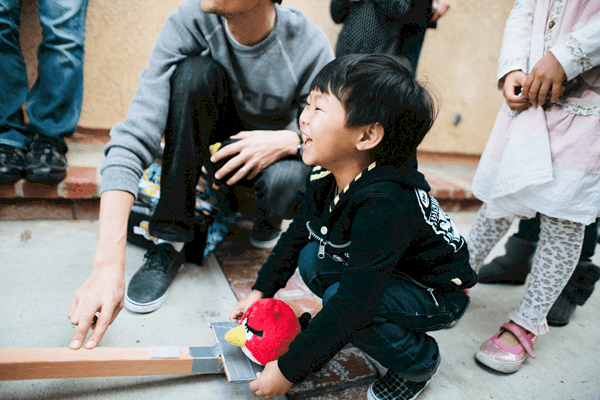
[251,189,312,298]
[330,0,352,24]
[277,195,414,383]
[369,0,413,19]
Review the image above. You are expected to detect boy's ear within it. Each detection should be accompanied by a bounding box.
[356,123,384,151]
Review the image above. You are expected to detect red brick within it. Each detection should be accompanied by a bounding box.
[22,182,59,198]
[0,199,73,220]
[0,184,18,198]
[63,167,98,199]
[73,200,100,219]
[220,261,262,282]
[288,347,377,400]
[274,274,314,299]
[302,384,370,400]
[230,280,255,300]
[282,297,323,318]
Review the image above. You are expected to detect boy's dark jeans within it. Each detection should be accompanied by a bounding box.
[148,55,311,242]
[298,242,470,382]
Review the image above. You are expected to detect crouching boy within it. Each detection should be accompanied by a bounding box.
[229,54,476,400]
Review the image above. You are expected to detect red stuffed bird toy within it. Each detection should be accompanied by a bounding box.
[225,299,307,365]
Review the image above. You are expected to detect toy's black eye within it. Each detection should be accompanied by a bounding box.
[246,324,264,337]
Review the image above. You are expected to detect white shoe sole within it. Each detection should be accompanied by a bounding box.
[124,288,169,314]
[475,349,523,373]
[250,233,281,249]
[367,366,438,400]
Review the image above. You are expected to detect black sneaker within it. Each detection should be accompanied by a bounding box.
[0,144,26,184]
[25,136,68,184]
[250,218,282,249]
[125,243,185,313]
[367,368,438,400]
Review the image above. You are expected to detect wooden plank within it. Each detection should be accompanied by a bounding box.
[0,347,197,380]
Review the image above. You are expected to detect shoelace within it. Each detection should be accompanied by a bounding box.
[29,141,55,157]
[0,146,25,164]
[143,244,175,272]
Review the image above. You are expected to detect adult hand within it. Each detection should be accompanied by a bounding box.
[502,70,532,111]
[431,0,451,22]
[522,51,566,107]
[249,361,293,399]
[210,130,299,186]
[68,267,125,349]
[229,290,265,322]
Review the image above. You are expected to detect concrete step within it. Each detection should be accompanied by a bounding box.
[0,131,481,221]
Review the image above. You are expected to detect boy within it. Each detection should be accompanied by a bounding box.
[229,54,476,400]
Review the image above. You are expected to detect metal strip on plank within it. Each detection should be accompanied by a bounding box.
[209,322,263,383]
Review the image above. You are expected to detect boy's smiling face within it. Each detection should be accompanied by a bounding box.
[299,89,364,171]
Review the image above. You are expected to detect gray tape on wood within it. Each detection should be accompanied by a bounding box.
[189,345,222,374]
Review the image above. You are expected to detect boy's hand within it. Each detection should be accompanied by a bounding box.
[210,130,299,186]
[68,267,125,349]
[502,70,531,111]
[522,52,566,107]
[249,361,293,399]
[229,290,265,322]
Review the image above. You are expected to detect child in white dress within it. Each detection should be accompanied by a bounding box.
[468,0,600,373]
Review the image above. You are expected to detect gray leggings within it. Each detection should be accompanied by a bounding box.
[467,204,585,335]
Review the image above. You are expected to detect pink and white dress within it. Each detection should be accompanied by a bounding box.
[472,0,600,226]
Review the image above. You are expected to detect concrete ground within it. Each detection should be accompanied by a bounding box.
[1,212,599,400]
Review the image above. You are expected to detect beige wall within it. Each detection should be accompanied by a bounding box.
[20,0,513,155]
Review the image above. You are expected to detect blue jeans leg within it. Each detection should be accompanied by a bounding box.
[0,0,29,149]
[298,242,470,382]
[28,0,88,152]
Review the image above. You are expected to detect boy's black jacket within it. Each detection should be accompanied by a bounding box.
[252,156,476,383]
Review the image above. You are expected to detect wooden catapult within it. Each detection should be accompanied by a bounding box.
[0,322,262,383]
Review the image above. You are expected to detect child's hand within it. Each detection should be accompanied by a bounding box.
[249,360,293,399]
[522,52,566,107]
[229,290,265,322]
[502,70,531,111]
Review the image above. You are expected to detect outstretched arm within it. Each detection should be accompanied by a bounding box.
[68,190,133,350]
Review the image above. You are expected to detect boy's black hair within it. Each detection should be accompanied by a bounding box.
[310,54,437,165]
[272,0,282,4]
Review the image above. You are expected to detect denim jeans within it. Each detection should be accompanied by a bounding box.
[149,55,311,242]
[298,242,470,382]
[0,0,88,152]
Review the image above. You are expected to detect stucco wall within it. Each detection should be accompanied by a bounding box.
[19,0,514,155]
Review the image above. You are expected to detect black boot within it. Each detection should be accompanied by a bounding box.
[547,262,600,326]
[478,236,537,285]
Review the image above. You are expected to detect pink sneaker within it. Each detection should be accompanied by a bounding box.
[475,322,537,373]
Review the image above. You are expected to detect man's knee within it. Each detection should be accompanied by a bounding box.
[255,160,311,218]
[171,55,230,97]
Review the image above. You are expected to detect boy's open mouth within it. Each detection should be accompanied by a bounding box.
[302,134,312,148]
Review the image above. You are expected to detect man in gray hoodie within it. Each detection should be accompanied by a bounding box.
[67,0,333,349]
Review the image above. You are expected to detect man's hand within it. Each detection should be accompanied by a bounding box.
[249,361,293,399]
[522,51,566,107]
[210,130,299,186]
[229,290,265,322]
[68,267,125,349]
[431,0,451,22]
[502,70,532,111]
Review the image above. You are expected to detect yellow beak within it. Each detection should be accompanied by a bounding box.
[225,325,247,347]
